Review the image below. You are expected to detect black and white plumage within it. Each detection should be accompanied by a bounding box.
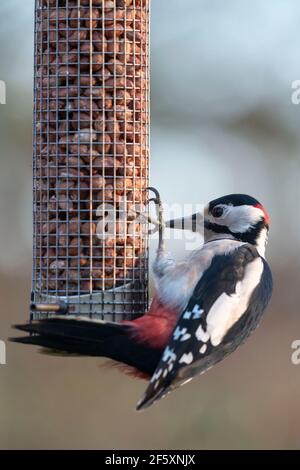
[12,192,273,411]
[136,242,272,410]
[136,193,273,409]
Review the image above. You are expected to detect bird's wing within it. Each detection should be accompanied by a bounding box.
[137,244,272,410]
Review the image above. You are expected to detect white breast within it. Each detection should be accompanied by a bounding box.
[206,257,264,346]
[157,239,245,311]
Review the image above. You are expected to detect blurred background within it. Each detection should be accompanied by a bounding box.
[0,0,300,450]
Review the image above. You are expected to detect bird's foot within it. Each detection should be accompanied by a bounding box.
[147,187,165,250]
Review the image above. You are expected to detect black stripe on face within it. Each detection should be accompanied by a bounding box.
[204,220,231,235]
[205,219,266,245]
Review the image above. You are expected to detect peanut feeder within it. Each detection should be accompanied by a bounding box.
[32,0,150,321]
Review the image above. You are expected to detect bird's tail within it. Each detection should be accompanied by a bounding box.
[11,317,161,377]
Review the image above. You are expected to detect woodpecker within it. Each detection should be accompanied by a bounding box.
[12,190,273,411]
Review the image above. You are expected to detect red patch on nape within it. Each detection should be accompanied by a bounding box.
[255,203,270,225]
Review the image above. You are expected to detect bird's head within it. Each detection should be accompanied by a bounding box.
[167,194,270,256]
[204,194,270,255]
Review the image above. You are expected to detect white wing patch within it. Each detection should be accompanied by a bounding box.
[195,325,210,343]
[179,353,194,365]
[206,257,264,346]
[173,326,191,342]
[162,346,177,363]
[150,368,163,384]
[183,305,204,320]
[181,333,192,342]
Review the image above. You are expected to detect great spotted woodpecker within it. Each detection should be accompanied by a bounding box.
[12,191,273,411]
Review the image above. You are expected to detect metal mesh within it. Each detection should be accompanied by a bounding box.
[32,0,150,321]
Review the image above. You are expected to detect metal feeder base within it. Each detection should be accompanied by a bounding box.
[31,283,146,322]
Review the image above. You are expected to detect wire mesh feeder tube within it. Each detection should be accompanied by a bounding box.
[32,0,150,321]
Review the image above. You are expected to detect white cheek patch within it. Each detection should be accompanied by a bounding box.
[206,257,264,346]
[226,205,265,233]
[207,205,265,233]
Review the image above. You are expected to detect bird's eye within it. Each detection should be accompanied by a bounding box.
[211,206,224,218]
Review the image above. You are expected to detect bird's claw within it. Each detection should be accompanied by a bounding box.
[147,187,163,222]
[147,187,162,207]
[147,187,165,246]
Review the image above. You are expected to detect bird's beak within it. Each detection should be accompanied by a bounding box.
[165,212,204,233]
